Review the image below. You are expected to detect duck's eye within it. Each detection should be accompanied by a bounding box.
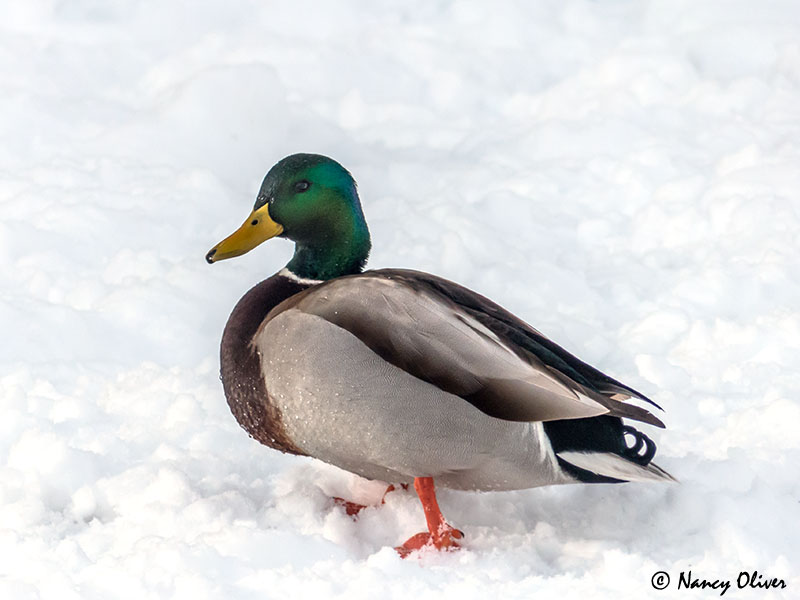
[294,180,310,193]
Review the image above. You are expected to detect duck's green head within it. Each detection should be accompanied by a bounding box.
[206,153,371,281]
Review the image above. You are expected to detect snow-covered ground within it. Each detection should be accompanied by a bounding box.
[2,1,799,598]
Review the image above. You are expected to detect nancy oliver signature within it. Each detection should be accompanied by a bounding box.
[651,570,787,595]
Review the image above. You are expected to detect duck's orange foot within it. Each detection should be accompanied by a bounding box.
[394,477,463,558]
[332,483,407,519]
[332,497,367,517]
[395,525,464,558]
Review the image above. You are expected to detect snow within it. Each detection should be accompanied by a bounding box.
[1,0,799,597]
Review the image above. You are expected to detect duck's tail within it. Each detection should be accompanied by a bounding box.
[544,416,677,484]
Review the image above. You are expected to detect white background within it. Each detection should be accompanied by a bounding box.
[1,1,798,598]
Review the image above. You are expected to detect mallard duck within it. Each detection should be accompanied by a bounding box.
[206,153,674,556]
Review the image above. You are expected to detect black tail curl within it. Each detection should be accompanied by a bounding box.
[621,425,656,465]
[545,415,660,483]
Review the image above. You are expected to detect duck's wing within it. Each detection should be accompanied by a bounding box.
[391,270,664,412]
[273,269,663,428]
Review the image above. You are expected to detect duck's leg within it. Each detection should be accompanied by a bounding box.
[395,477,463,557]
[333,483,409,517]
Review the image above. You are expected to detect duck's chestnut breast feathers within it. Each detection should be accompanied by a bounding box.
[220,274,311,454]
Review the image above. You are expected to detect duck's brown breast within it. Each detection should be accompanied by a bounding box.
[219,274,311,455]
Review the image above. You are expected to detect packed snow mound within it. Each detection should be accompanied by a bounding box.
[1,0,798,598]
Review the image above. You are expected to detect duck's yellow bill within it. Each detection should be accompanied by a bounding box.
[206,205,283,263]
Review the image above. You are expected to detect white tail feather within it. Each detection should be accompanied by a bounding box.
[558,451,677,483]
